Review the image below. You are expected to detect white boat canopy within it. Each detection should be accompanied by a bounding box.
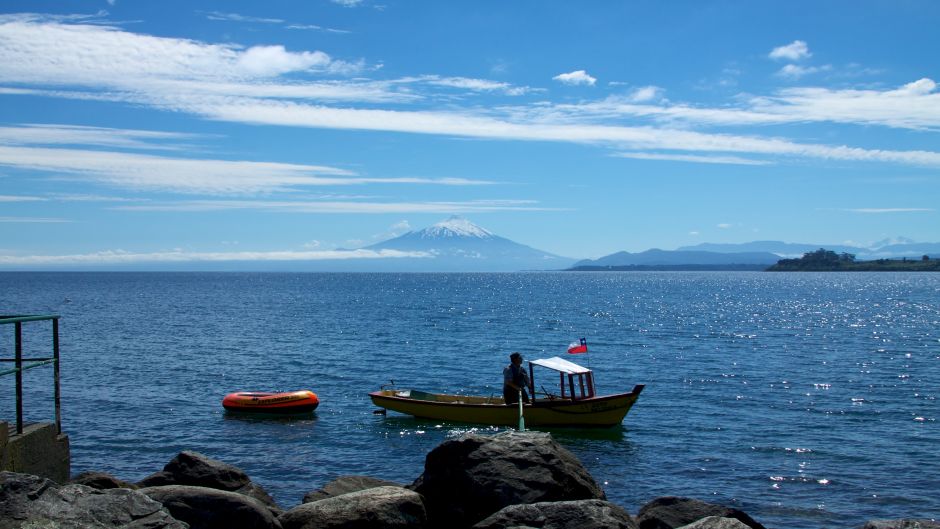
[529,356,592,375]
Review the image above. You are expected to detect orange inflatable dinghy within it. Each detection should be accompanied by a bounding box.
[222,390,319,414]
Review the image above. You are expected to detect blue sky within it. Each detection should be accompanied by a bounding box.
[1,0,938,268]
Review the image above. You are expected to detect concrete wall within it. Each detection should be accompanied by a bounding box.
[1,421,70,483]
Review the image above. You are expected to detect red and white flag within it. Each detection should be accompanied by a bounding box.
[567,338,588,354]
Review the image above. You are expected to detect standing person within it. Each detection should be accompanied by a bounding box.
[503,352,530,404]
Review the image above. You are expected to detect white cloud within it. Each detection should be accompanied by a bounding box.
[769,40,811,61]
[776,64,830,80]
[0,17,365,87]
[0,248,430,265]
[689,231,700,236]
[627,85,663,102]
[717,223,732,229]
[331,0,364,6]
[189,100,940,167]
[751,79,940,130]
[553,70,596,86]
[236,46,336,77]
[536,79,940,132]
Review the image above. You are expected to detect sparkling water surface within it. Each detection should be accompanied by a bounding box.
[1,272,938,528]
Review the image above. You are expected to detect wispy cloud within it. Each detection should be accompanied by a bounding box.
[613,152,771,166]
[0,144,495,195]
[410,75,535,96]
[769,40,812,61]
[3,17,940,169]
[553,70,596,86]
[0,15,365,84]
[0,124,205,151]
[112,199,552,213]
[203,11,284,24]
[775,63,831,80]
[0,248,431,266]
[286,24,350,34]
[0,194,45,202]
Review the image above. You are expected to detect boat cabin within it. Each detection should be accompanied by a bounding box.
[528,356,596,401]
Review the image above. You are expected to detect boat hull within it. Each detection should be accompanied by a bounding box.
[222,390,320,414]
[369,385,644,428]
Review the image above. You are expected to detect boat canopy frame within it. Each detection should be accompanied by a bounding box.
[528,356,596,401]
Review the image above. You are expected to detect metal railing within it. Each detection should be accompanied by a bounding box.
[0,315,61,435]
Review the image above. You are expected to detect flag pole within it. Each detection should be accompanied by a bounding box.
[517,391,525,431]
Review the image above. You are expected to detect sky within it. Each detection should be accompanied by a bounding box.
[1,0,939,268]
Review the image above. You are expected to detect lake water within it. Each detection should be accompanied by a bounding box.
[1,272,937,528]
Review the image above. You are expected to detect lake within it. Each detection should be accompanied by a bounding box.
[1,272,937,528]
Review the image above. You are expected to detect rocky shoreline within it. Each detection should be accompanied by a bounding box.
[1,431,936,529]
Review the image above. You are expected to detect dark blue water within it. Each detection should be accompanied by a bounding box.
[1,272,937,528]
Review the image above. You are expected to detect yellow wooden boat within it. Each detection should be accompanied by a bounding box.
[369,356,644,428]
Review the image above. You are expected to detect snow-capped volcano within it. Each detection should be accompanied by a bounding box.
[420,216,495,239]
[364,216,575,271]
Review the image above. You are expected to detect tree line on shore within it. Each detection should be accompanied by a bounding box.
[767,248,939,271]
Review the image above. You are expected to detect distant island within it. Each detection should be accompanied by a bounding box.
[767,248,940,271]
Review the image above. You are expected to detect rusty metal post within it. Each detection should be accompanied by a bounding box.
[53,317,61,435]
[15,321,23,434]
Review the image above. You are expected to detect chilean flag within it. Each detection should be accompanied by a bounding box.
[567,338,588,354]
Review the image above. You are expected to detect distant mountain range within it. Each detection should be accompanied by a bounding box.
[361,216,576,272]
[676,240,940,259]
[570,249,780,270]
[571,239,940,271]
[363,219,938,272]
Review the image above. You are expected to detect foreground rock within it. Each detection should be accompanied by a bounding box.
[860,521,940,529]
[142,484,282,529]
[412,431,605,528]
[677,517,753,529]
[302,475,402,503]
[71,470,139,490]
[139,450,280,514]
[473,499,638,529]
[637,497,766,529]
[280,485,426,529]
[0,471,185,529]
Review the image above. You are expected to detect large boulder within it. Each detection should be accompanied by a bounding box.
[302,475,402,503]
[473,499,638,529]
[139,450,280,514]
[71,471,139,490]
[412,431,605,528]
[141,484,281,529]
[280,486,426,529]
[860,521,940,529]
[637,497,765,529]
[678,517,753,529]
[0,471,185,529]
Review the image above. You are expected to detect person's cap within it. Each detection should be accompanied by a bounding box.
[510,352,522,361]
